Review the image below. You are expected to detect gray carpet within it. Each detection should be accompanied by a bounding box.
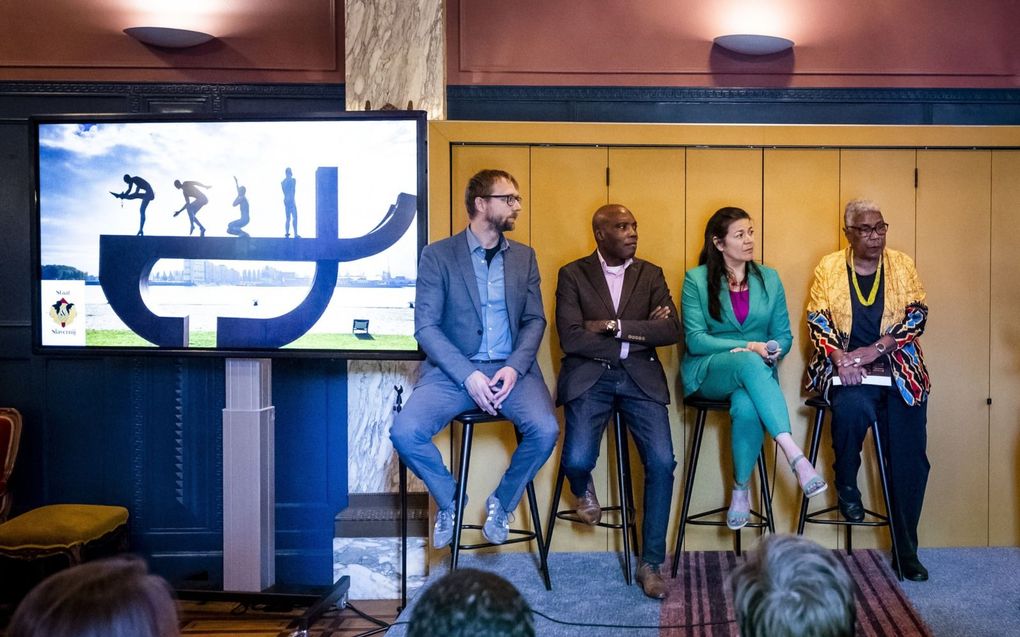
[901,547,1020,637]
[385,547,1020,636]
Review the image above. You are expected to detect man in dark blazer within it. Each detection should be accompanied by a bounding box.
[390,169,559,550]
[555,203,680,599]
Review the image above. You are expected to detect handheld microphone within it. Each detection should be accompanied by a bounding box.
[765,340,780,365]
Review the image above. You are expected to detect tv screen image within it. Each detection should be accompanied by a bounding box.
[34,113,426,358]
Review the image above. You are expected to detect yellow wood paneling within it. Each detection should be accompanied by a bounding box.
[530,146,609,553]
[762,149,840,543]
[450,145,532,244]
[423,121,1017,568]
[916,150,991,548]
[990,150,1020,546]
[839,150,917,257]
[837,149,920,550]
[681,148,762,550]
[430,121,1020,150]
[606,147,686,554]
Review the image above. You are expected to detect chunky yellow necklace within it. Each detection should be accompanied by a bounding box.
[850,250,882,307]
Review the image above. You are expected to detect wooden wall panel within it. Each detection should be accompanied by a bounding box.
[916,150,991,547]
[837,149,920,550]
[530,146,609,552]
[839,150,917,257]
[681,148,762,550]
[990,151,1020,546]
[762,149,840,541]
[606,147,686,553]
[432,122,1020,566]
[450,145,532,244]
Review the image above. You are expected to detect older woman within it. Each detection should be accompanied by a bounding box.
[806,198,930,581]
[681,207,826,529]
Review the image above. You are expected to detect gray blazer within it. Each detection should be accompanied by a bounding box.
[555,252,681,406]
[414,230,547,387]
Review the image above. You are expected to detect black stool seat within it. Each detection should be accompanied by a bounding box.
[670,396,775,578]
[796,396,904,581]
[543,411,640,587]
[449,409,551,590]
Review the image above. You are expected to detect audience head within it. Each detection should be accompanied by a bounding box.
[465,169,520,219]
[407,568,535,637]
[592,203,638,264]
[730,534,855,637]
[7,555,180,637]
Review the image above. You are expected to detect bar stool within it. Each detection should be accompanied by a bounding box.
[448,408,551,590]
[670,396,775,578]
[796,395,904,580]
[543,411,640,586]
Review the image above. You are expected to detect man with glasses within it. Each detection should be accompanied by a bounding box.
[806,198,931,581]
[390,169,558,549]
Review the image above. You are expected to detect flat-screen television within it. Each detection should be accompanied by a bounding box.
[32,111,427,358]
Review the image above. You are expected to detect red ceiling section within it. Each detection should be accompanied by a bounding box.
[449,0,1019,88]
[0,0,1016,87]
[0,0,341,83]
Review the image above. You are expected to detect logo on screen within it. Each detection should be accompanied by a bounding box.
[49,297,78,328]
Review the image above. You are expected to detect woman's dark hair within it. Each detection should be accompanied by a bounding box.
[698,206,763,322]
[7,556,179,637]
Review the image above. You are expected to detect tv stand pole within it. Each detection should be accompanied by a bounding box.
[223,357,275,590]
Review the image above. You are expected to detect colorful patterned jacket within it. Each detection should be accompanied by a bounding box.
[806,248,930,406]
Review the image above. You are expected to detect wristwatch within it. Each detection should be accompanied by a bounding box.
[605,319,618,334]
[874,341,888,354]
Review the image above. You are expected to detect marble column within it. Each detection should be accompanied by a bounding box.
[345,0,445,119]
[342,0,444,599]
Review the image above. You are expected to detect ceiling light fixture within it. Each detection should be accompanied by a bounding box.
[124,26,215,49]
[713,34,794,56]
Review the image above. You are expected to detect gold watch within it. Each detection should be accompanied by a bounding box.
[875,341,888,354]
[605,319,618,334]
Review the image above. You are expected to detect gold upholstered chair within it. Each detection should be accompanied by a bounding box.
[0,407,21,522]
[0,408,130,602]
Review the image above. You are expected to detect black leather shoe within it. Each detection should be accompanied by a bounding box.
[836,485,864,522]
[838,495,865,522]
[896,554,929,582]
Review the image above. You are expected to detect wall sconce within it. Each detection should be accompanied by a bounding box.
[713,34,794,56]
[124,26,215,49]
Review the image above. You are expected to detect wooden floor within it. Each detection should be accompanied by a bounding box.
[178,598,402,637]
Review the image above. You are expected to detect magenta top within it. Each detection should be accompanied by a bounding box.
[730,289,750,324]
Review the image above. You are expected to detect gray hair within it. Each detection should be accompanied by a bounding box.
[8,556,180,637]
[730,534,856,637]
[844,198,881,226]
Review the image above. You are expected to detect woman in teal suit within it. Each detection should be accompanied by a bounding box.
[681,207,826,529]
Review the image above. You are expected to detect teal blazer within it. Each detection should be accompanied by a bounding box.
[680,264,793,397]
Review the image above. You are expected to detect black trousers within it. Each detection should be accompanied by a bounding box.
[829,384,930,558]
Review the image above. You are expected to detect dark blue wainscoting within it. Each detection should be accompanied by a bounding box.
[272,357,349,586]
[447,86,1020,125]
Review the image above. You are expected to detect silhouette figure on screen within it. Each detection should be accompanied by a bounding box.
[227,176,250,238]
[172,179,210,237]
[111,174,154,236]
[282,167,299,238]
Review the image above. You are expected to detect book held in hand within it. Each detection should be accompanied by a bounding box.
[831,357,892,386]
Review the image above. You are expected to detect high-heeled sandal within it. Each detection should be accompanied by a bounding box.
[727,482,751,530]
[790,454,827,498]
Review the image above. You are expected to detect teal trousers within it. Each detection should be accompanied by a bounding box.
[693,351,791,483]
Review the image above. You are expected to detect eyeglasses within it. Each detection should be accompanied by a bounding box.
[845,222,889,237]
[479,194,523,206]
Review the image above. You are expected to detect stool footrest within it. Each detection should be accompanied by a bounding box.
[554,506,636,531]
[456,524,537,550]
[804,506,890,528]
[686,506,770,530]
